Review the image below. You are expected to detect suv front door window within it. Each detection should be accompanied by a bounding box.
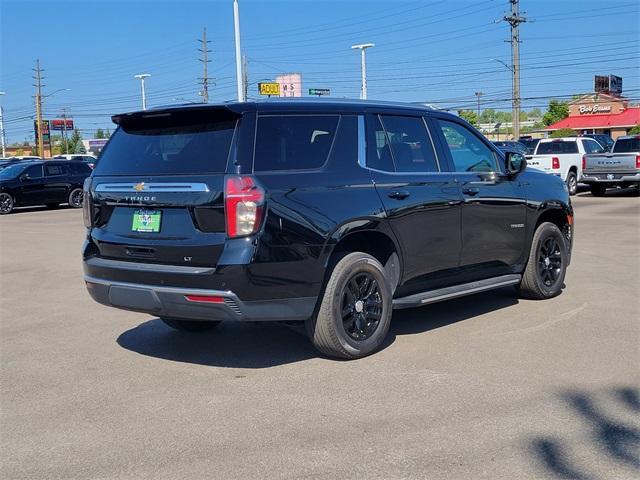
[434,118,527,271]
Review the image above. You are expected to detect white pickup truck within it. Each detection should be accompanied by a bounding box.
[582,135,640,196]
[526,137,605,195]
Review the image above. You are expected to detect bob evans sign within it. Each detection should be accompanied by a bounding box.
[578,104,613,114]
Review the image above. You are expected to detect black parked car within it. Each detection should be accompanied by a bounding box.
[492,141,528,155]
[0,160,91,214]
[83,100,573,359]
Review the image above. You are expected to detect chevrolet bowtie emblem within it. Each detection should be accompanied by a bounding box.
[133,183,145,192]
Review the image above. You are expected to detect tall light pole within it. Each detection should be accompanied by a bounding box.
[134,74,151,110]
[503,0,527,140]
[0,92,6,157]
[475,91,483,121]
[233,0,245,102]
[351,43,374,100]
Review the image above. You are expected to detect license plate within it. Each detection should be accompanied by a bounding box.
[131,209,161,233]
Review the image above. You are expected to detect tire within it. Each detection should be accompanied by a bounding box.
[161,317,221,332]
[46,203,60,209]
[306,252,393,359]
[519,222,568,300]
[566,171,578,196]
[0,193,14,215]
[590,184,607,197]
[68,188,84,208]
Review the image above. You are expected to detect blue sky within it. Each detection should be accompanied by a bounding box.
[1,0,639,143]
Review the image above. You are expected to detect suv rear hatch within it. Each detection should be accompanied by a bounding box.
[87,107,240,267]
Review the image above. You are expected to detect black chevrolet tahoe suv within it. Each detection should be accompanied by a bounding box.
[82,100,573,359]
[0,160,91,214]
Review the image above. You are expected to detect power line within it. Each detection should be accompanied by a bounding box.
[198,27,213,103]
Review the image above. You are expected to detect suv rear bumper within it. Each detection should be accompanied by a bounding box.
[84,275,316,322]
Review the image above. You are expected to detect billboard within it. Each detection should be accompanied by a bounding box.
[51,119,74,130]
[609,75,622,96]
[258,82,280,96]
[276,73,302,97]
[594,75,623,96]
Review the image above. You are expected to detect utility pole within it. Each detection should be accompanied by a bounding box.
[33,60,45,157]
[198,27,213,103]
[233,0,245,102]
[242,54,249,101]
[0,92,6,158]
[503,0,527,140]
[134,73,151,110]
[351,43,374,100]
[474,91,483,121]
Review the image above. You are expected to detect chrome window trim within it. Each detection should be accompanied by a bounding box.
[95,182,210,193]
[357,115,366,169]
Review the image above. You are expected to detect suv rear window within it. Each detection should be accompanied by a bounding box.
[536,141,579,155]
[613,138,640,153]
[254,115,339,171]
[94,117,237,175]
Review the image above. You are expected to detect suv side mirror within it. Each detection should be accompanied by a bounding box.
[505,151,527,176]
[20,173,30,181]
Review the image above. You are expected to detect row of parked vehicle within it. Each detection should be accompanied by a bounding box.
[0,154,97,214]
[492,134,640,196]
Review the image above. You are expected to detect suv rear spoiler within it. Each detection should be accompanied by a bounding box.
[112,105,242,127]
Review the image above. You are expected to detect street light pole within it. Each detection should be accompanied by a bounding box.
[0,92,6,157]
[134,74,151,110]
[351,43,374,100]
[233,0,245,102]
[475,91,483,122]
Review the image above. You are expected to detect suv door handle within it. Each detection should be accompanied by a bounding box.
[388,190,410,200]
[462,187,480,196]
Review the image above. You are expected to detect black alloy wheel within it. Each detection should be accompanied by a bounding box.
[537,236,563,287]
[69,188,84,208]
[0,193,14,214]
[341,272,383,341]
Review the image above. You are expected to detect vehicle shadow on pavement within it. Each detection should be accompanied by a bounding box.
[528,387,640,479]
[576,186,640,198]
[117,288,519,368]
[5,205,75,215]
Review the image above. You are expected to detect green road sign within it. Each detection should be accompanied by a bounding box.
[309,88,330,96]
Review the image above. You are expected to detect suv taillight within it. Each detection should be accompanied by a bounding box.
[552,157,560,169]
[636,154,640,169]
[582,155,586,171]
[225,175,265,238]
[82,177,92,228]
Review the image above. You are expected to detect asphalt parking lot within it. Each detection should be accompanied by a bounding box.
[1,190,638,480]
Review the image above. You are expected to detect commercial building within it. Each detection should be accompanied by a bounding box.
[545,76,639,139]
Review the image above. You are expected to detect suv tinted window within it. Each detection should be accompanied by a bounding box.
[380,115,438,172]
[366,115,394,172]
[254,115,338,171]
[94,118,236,175]
[45,164,66,176]
[613,138,640,153]
[24,165,43,179]
[536,141,579,154]
[437,120,498,172]
[68,163,92,175]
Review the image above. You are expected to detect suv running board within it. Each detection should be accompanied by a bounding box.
[392,274,522,309]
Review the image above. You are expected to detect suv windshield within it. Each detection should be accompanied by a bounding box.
[0,163,28,180]
[613,138,640,153]
[94,115,237,176]
[536,141,578,155]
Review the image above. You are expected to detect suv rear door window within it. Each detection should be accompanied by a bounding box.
[254,115,339,171]
[379,115,439,172]
[536,141,579,155]
[45,164,66,176]
[613,138,640,153]
[437,120,498,172]
[94,116,237,175]
[366,115,395,172]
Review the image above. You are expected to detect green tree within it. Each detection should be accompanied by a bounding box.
[542,100,570,126]
[480,108,497,124]
[67,129,84,153]
[105,129,112,138]
[95,128,105,139]
[627,125,640,135]
[550,128,576,138]
[457,109,478,126]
